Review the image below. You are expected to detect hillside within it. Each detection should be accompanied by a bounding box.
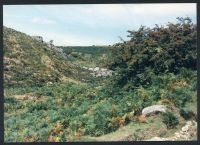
[4,17,197,142]
[3,26,72,87]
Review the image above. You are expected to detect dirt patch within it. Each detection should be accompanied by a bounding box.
[4,108,27,118]
[60,75,85,85]
[13,93,48,101]
[41,55,54,69]
[8,35,18,44]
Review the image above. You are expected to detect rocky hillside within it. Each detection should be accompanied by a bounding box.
[3,26,72,87]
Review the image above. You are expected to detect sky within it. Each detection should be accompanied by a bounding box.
[3,4,197,46]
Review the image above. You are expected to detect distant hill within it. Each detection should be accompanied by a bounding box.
[3,26,72,87]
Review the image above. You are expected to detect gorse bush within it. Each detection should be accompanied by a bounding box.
[162,112,179,129]
[107,17,197,89]
[167,88,192,107]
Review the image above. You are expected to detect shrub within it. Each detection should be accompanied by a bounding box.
[162,112,179,129]
[4,97,17,104]
[28,102,48,112]
[69,116,84,132]
[85,102,113,136]
[167,88,192,107]
[180,108,194,120]
[107,17,196,89]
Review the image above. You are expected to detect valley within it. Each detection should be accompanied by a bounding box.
[3,17,197,142]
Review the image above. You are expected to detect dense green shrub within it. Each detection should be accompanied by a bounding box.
[85,102,114,136]
[107,17,197,89]
[180,108,194,120]
[28,102,48,112]
[167,87,192,107]
[61,46,109,55]
[162,112,179,129]
[4,97,17,104]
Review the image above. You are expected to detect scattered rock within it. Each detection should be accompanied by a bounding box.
[145,136,169,141]
[101,68,107,71]
[82,66,88,69]
[186,121,193,126]
[94,67,100,71]
[47,82,53,85]
[142,105,167,116]
[82,66,113,77]
[145,120,197,141]
[88,68,94,71]
[182,126,189,132]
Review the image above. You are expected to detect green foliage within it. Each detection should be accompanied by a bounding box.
[28,102,48,112]
[85,101,114,136]
[162,112,179,129]
[4,97,17,104]
[60,46,111,68]
[61,46,109,55]
[3,26,71,87]
[180,108,194,120]
[167,87,192,107]
[107,17,197,89]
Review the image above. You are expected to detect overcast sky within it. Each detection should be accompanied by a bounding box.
[3,4,196,46]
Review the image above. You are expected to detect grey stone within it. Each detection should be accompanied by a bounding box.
[94,67,100,71]
[142,105,167,116]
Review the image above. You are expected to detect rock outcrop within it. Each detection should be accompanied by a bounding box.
[145,120,197,141]
[82,66,113,77]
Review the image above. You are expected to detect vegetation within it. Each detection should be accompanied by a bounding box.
[60,46,112,67]
[107,17,196,89]
[4,17,197,142]
[60,46,110,55]
[3,26,72,87]
[162,112,179,129]
[179,108,195,120]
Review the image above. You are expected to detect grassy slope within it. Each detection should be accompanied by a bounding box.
[3,26,72,87]
[75,119,166,141]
